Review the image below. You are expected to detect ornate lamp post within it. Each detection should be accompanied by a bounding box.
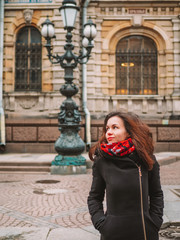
[41,0,97,174]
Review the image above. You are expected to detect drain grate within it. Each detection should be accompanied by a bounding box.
[35,180,60,184]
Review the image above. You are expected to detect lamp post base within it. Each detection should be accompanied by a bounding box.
[51,154,86,175]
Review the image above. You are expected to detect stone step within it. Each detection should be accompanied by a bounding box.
[0,162,51,166]
[0,152,92,173]
[0,171,50,174]
[0,160,92,173]
[0,166,51,172]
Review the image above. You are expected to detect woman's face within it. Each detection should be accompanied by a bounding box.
[105,116,129,143]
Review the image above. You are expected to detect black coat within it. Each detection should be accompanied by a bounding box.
[87,151,164,240]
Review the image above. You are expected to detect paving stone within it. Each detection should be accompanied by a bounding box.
[0,152,179,240]
[47,227,99,240]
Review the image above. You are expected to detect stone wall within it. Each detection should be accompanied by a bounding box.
[2,0,180,154]
[3,0,180,120]
[3,1,83,122]
[4,118,180,153]
[85,1,180,117]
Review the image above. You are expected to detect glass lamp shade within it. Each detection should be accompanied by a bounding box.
[91,40,95,45]
[83,25,91,38]
[41,18,55,38]
[60,0,79,29]
[83,18,97,39]
[90,25,97,38]
[82,37,89,48]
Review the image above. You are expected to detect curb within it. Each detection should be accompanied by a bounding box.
[86,155,180,169]
[158,156,180,166]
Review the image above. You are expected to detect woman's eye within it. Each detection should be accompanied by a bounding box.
[113,126,118,129]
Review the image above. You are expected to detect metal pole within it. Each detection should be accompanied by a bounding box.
[41,2,96,174]
[51,28,86,174]
[0,0,6,148]
[82,0,91,151]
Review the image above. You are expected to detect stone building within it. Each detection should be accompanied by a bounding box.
[1,0,180,153]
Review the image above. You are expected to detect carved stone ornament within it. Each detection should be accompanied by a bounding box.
[23,9,34,24]
[18,97,38,109]
[132,15,142,27]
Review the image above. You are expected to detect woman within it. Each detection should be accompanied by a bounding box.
[87,111,164,240]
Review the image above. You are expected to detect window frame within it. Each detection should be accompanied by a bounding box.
[116,35,158,95]
[15,26,42,92]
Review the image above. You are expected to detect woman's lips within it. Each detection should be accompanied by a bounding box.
[107,137,114,141]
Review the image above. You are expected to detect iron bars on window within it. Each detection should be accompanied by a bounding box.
[116,50,158,95]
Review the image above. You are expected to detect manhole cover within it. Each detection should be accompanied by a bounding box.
[35,180,60,184]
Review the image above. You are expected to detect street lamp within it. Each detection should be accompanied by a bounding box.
[41,0,97,174]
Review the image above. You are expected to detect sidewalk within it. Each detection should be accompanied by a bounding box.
[0,151,179,170]
[0,152,179,240]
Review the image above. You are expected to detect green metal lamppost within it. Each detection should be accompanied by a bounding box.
[41,0,97,174]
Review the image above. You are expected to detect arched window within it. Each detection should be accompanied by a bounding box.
[15,26,42,91]
[116,35,157,95]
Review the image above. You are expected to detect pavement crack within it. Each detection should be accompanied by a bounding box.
[46,228,53,240]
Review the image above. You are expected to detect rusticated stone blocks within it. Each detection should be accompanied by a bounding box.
[13,127,37,142]
[158,127,180,141]
[6,126,12,142]
[38,127,60,142]
[4,118,180,153]
[91,127,98,142]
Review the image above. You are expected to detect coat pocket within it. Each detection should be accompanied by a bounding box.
[99,214,144,240]
[145,214,159,232]
[149,212,163,230]
[98,216,109,233]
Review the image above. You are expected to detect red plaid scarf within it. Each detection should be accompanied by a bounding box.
[101,138,135,157]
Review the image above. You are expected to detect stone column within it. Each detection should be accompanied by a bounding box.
[171,17,180,116]
[172,17,180,96]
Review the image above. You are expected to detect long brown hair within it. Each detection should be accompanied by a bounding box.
[89,111,154,170]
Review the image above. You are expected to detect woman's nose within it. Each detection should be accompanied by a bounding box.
[107,129,112,135]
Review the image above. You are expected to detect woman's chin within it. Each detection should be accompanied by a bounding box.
[108,140,116,144]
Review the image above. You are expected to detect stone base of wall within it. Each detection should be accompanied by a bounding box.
[4,143,56,153]
[4,142,180,154]
[3,117,180,153]
[155,142,180,152]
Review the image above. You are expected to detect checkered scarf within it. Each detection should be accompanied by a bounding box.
[101,138,135,157]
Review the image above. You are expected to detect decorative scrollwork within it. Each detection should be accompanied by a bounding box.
[159,224,180,239]
[58,100,81,125]
[41,12,97,157]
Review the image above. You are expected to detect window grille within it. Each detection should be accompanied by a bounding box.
[116,36,158,95]
[15,26,42,91]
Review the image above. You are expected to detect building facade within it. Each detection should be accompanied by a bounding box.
[2,0,180,153]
